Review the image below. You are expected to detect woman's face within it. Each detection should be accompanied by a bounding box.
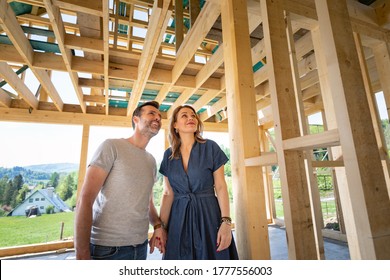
[174,107,198,134]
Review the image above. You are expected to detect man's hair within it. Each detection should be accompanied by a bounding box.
[132,101,160,128]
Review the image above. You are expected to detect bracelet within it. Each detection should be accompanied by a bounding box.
[153,223,162,230]
[221,216,232,225]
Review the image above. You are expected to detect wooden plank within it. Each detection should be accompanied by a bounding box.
[221,0,270,260]
[78,78,104,89]
[167,87,196,118]
[0,62,38,109]
[0,88,12,107]
[354,32,390,200]
[199,96,226,122]
[244,152,278,167]
[0,240,74,258]
[315,0,390,259]
[102,0,110,114]
[261,0,317,259]
[172,1,220,83]
[195,46,224,88]
[0,0,63,111]
[283,129,340,151]
[65,34,104,54]
[312,160,344,168]
[191,89,220,112]
[76,124,90,200]
[0,106,228,132]
[43,0,86,113]
[55,0,103,17]
[126,0,172,116]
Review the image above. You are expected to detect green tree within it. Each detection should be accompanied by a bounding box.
[48,172,60,189]
[3,179,14,206]
[58,174,75,201]
[0,176,9,206]
[16,185,30,205]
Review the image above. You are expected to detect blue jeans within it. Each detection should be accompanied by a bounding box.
[90,239,148,260]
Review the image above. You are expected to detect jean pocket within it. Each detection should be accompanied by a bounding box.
[90,244,119,260]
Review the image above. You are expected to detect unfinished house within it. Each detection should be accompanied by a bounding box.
[1,0,390,260]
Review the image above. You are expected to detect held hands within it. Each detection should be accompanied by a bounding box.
[149,226,167,254]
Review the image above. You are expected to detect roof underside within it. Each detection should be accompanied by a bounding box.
[0,0,389,130]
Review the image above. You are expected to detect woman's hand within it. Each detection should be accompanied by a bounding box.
[149,227,167,254]
[216,223,232,252]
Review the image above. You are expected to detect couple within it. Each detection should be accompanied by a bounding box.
[74,101,238,260]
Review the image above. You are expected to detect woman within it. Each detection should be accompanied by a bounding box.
[158,105,238,260]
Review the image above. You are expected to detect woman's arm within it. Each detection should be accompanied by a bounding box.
[214,165,233,252]
[149,176,174,254]
[159,176,174,229]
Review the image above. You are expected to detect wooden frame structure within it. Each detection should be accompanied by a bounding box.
[1,0,390,259]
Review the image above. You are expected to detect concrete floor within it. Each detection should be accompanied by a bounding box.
[2,224,350,260]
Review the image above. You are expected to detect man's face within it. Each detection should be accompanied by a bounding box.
[136,105,162,138]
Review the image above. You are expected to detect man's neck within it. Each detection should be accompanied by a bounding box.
[127,132,149,150]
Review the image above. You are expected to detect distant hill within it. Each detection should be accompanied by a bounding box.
[0,163,79,185]
[23,163,79,173]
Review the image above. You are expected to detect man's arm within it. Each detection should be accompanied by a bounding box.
[74,165,108,259]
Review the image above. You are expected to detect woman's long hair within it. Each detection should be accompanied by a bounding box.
[169,105,205,159]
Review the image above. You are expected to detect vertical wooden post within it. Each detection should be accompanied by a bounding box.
[314,0,390,259]
[354,33,390,199]
[221,0,270,259]
[261,0,318,259]
[76,124,90,201]
[286,12,325,260]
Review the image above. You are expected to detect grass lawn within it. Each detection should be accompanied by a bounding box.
[0,212,74,248]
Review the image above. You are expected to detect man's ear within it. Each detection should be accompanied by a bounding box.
[133,116,140,126]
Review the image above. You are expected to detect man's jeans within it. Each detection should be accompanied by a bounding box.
[90,239,148,260]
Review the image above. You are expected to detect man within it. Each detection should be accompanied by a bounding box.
[75,101,165,260]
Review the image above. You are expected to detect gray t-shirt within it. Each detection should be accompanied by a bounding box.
[89,138,157,246]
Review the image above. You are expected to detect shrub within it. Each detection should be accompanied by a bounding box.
[46,205,54,214]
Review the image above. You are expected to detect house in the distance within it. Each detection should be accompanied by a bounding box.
[8,187,71,216]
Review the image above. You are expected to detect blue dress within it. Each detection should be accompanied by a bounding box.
[159,139,239,260]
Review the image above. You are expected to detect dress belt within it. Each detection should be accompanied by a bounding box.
[174,189,215,201]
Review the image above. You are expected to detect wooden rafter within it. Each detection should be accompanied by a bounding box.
[0,0,64,111]
[127,0,173,116]
[0,62,38,109]
[43,0,86,113]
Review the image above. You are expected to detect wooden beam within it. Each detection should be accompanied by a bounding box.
[0,0,64,111]
[43,0,86,113]
[261,0,317,259]
[312,160,344,168]
[102,0,110,114]
[0,87,12,107]
[315,0,390,259]
[283,129,340,151]
[64,34,104,54]
[221,0,270,260]
[244,152,278,167]
[172,1,220,83]
[127,0,173,116]
[167,87,196,118]
[55,0,103,17]
[0,62,38,109]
